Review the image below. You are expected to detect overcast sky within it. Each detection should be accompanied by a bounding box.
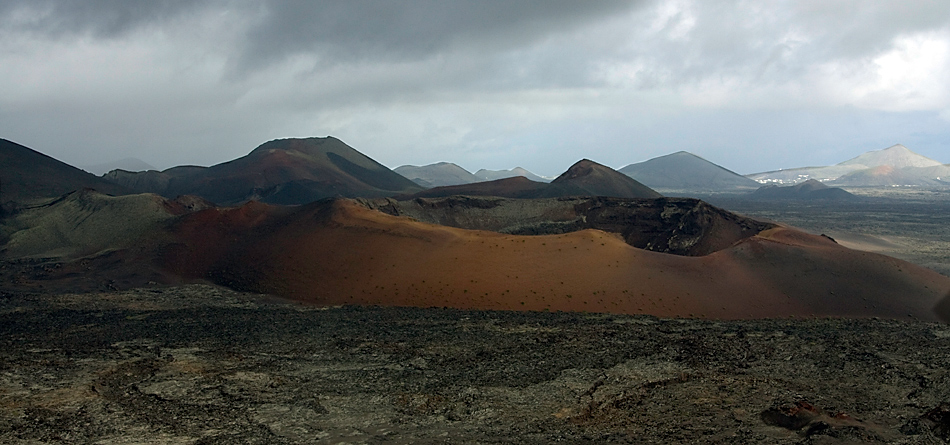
[1,0,948,176]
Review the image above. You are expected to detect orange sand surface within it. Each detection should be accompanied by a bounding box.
[169,200,950,321]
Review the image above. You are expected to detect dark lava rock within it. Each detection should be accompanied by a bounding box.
[2,285,950,443]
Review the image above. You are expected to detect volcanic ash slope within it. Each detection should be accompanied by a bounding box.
[167,198,950,322]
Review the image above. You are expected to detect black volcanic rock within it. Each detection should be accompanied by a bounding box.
[620,151,760,192]
[4,288,950,443]
[0,138,128,204]
[750,179,858,201]
[366,195,771,256]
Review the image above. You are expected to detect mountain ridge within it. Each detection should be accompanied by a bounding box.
[107,137,424,205]
[0,138,129,205]
[402,159,661,200]
[620,151,760,193]
[747,144,948,186]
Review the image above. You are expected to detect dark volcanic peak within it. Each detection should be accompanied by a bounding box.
[114,137,423,205]
[750,179,858,201]
[619,151,760,192]
[0,138,128,204]
[549,159,662,199]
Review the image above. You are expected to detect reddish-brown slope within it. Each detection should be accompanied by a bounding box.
[167,199,950,321]
[548,159,662,199]
[163,137,422,205]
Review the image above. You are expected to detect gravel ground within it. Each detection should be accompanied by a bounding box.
[2,285,950,444]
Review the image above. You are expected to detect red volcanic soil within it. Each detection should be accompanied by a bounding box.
[167,199,950,322]
[164,137,422,205]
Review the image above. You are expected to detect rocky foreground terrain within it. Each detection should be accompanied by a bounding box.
[3,285,950,444]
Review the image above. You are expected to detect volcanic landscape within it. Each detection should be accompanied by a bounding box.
[3,136,950,443]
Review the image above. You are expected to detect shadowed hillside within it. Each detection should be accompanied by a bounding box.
[0,138,128,204]
[104,137,423,205]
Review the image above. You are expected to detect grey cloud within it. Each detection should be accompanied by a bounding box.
[789,1,950,58]
[0,0,214,39]
[1,0,646,70]
[599,1,950,90]
[233,0,644,71]
[1,0,948,174]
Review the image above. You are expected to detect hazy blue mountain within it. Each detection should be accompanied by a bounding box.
[83,158,156,175]
[748,144,946,186]
[619,151,760,192]
[394,162,479,187]
[474,167,550,183]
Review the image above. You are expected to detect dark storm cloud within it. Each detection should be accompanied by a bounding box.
[236,0,640,67]
[1,0,948,173]
[0,0,212,38]
[1,0,643,71]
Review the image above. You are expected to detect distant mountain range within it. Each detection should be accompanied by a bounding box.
[403,159,661,200]
[393,163,550,187]
[747,144,950,187]
[82,157,155,176]
[3,135,947,210]
[394,162,479,187]
[619,151,760,193]
[474,167,550,183]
